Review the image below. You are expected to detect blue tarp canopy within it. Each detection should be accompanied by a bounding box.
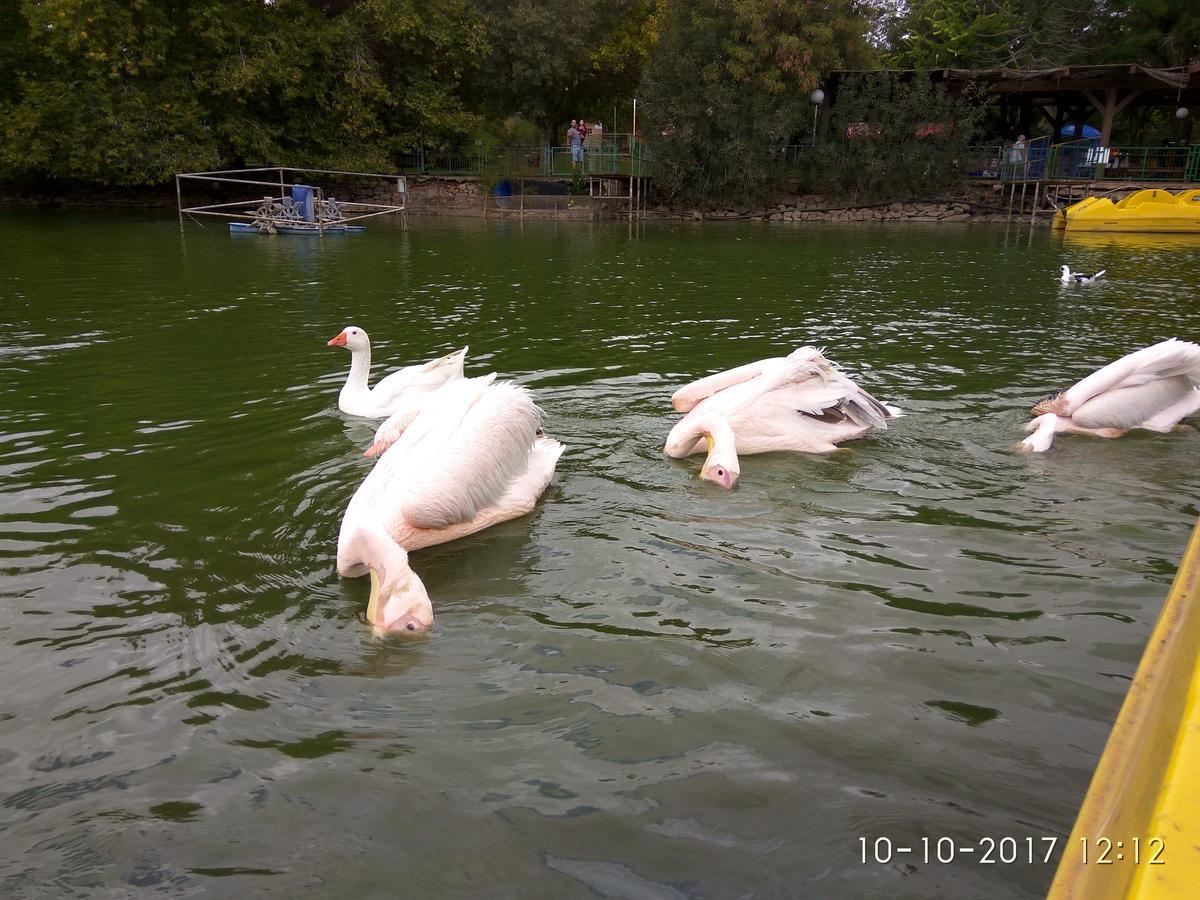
[1060,123,1101,139]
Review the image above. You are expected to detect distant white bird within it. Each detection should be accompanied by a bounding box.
[327,325,467,418]
[1060,265,1106,284]
[1021,338,1200,452]
[664,347,900,488]
[336,377,563,634]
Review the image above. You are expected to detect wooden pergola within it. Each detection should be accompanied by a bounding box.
[826,64,1200,145]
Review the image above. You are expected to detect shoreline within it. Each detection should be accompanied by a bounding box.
[0,178,1039,225]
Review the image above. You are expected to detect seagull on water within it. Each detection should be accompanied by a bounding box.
[1060,265,1105,284]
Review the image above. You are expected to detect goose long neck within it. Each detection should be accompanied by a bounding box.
[346,343,373,392]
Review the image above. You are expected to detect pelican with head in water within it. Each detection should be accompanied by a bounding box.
[336,377,563,634]
[1021,338,1200,452]
[664,346,900,488]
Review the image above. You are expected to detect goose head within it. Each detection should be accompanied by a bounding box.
[365,548,434,636]
[327,325,371,353]
[1059,265,1072,282]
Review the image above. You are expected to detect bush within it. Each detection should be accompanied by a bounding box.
[798,73,988,200]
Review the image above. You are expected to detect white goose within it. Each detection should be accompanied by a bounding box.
[1022,338,1200,452]
[664,347,900,488]
[1060,265,1106,284]
[327,325,466,418]
[336,377,564,634]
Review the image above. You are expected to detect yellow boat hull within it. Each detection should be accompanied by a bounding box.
[1055,189,1200,233]
[1048,517,1200,899]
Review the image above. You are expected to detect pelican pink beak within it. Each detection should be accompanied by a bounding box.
[365,570,433,636]
[327,330,348,347]
[702,466,736,489]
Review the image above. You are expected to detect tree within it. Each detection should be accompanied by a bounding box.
[640,0,872,208]
[0,0,486,185]
[467,0,656,142]
[882,0,1198,69]
[1097,0,1200,66]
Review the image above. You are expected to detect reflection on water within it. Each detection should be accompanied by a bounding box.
[1060,229,1200,254]
[1,212,1199,897]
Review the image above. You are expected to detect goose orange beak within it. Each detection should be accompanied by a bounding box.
[327,331,348,347]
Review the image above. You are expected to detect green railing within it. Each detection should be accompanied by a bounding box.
[402,137,1194,185]
[400,134,652,179]
[1092,145,1200,183]
[995,142,1200,184]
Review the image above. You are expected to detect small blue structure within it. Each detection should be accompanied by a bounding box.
[290,183,316,221]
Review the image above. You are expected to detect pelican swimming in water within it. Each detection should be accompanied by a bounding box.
[336,377,563,634]
[664,347,900,488]
[1021,338,1200,452]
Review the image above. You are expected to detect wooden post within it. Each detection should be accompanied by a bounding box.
[1030,180,1040,227]
[176,175,184,233]
[628,176,634,220]
[1099,85,1117,147]
[519,179,524,220]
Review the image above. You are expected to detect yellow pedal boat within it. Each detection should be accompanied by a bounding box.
[1052,189,1200,233]
[1048,517,1200,899]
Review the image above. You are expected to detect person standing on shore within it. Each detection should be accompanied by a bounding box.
[568,120,583,170]
[1008,134,1027,178]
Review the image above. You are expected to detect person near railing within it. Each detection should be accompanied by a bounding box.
[1005,134,1027,179]
[568,119,583,170]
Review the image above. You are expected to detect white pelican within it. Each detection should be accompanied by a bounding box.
[336,377,564,634]
[664,347,900,488]
[1021,338,1200,452]
[327,325,466,418]
[1060,265,1106,284]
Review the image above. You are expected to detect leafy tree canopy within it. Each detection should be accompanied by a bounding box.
[466,0,656,142]
[0,0,485,184]
[883,0,1199,69]
[640,0,872,207]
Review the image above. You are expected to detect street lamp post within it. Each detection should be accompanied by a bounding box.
[810,88,825,146]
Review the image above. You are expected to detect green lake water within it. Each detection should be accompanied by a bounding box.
[3,211,1200,898]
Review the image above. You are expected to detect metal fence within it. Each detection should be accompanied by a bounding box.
[398,133,1197,186]
[994,140,1200,184]
[1097,145,1200,182]
[398,134,652,178]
